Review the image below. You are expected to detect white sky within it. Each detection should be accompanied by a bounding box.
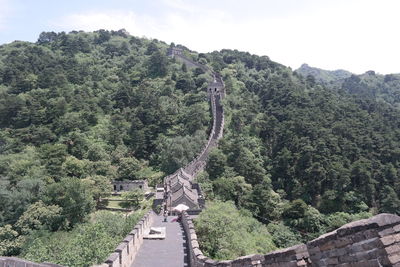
[1,0,400,74]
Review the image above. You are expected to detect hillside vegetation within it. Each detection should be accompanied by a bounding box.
[1,30,400,262]
[296,64,400,109]
[296,63,352,85]
[195,49,400,245]
[0,30,211,263]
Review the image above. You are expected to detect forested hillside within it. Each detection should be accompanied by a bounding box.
[339,72,400,109]
[1,30,400,262]
[195,49,400,245]
[296,63,352,85]
[296,64,400,109]
[0,30,211,262]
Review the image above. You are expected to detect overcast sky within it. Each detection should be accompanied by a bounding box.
[0,0,399,74]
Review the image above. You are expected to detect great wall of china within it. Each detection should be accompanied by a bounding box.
[1,48,400,267]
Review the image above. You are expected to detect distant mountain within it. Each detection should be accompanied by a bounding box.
[296,63,352,84]
[340,71,400,108]
[296,64,400,108]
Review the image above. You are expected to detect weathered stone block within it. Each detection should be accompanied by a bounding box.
[193,248,203,256]
[204,258,218,265]
[389,253,400,264]
[381,235,397,246]
[319,241,336,252]
[338,254,357,263]
[297,259,309,266]
[334,238,352,249]
[307,231,337,248]
[192,240,200,248]
[349,259,381,267]
[307,246,320,255]
[215,260,232,267]
[378,227,395,237]
[386,244,400,255]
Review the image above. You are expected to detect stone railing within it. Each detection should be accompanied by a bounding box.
[182,212,400,267]
[0,257,64,267]
[94,211,154,267]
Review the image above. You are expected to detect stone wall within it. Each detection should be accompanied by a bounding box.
[112,180,149,193]
[181,212,400,267]
[94,211,154,267]
[307,213,400,266]
[0,257,64,267]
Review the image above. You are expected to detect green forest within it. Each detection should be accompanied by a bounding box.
[1,30,400,264]
[0,30,212,265]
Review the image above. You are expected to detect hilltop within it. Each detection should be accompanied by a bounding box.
[295,63,352,84]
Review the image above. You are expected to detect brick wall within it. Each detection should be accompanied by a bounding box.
[94,210,154,267]
[182,212,400,267]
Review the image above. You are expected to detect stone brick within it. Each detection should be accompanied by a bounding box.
[350,259,381,267]
[334,238,352,249]
[193,248,203,256]
[386,244,400,255]
[389,253,400,264]
[379,227,395,237]
[326,257,338,265]
[215,260,232,267]
[352,232,369,243]
[364,229,379,240]
[381,235,396,246]
[192,240,200,249]
[394,224,400,233]
[338,254,357,263]
[297,259,308,266]
[307,246,320,255]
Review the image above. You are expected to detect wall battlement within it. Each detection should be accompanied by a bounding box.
[181,212,400,267]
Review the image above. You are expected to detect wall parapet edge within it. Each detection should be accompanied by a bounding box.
[182,212,400,267]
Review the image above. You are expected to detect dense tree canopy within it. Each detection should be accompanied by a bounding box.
[1,30,400,261]
[0,30,211,259]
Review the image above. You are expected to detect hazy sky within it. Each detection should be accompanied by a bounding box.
[1,0,399,74]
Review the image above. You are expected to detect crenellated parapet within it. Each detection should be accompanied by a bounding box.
[181,212,400,267]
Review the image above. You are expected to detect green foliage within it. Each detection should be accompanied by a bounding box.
[20,210,145,266]
[0,31,210,252]
[194,201,276,260]
[266,222,302,248]
[44,178,95,228]
[119,190,144,210]
[0,225,24,256]
[15,201,62,234]
[203,48,400,222]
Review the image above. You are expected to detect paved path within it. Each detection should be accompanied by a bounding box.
[132,215,188,267]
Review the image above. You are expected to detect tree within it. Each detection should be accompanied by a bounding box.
[148,50,168,77]
[0,224,25,256]
[194,201,276,260]
[45,178,95,228]
[84,175,111,207]
[213,175,252,208]
[119,190,144,210]
[206,148,227,180]
[117,157,142,180]
[15,201,62,234]
[380,186,400,215]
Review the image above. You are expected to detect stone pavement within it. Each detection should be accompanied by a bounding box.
[131,215,189,267]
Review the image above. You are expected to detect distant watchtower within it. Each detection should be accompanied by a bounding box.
[208,73,225,99]
[168,47,183,57]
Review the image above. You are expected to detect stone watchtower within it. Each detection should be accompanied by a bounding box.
[168,47,183,57]
[208,73,225,99]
